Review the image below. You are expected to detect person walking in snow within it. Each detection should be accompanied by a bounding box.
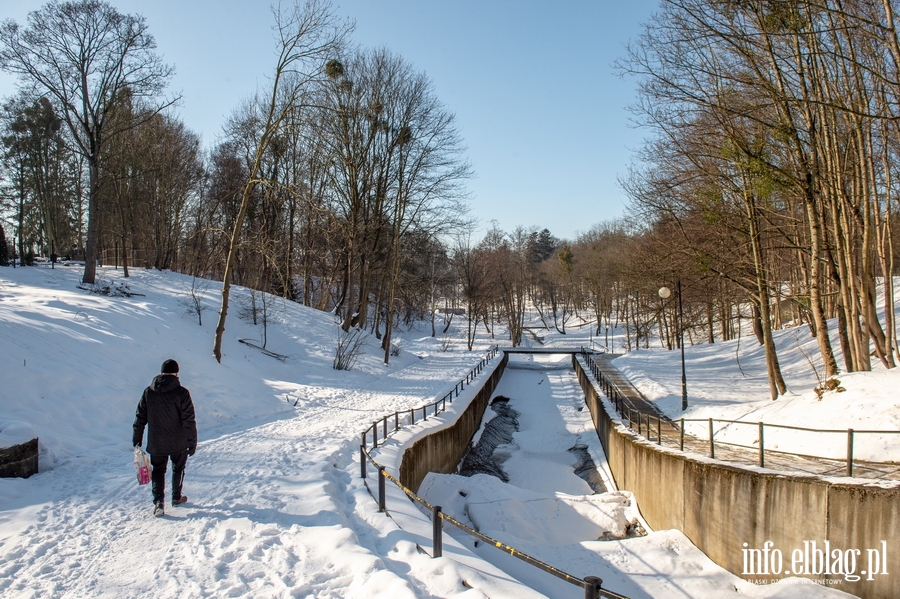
[133,359,197,517]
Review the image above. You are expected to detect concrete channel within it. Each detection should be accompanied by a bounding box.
[399,348,899,598]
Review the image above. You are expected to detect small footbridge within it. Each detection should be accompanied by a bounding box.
[499,346,583,354]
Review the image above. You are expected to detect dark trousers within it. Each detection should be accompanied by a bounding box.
[150,450,188,504]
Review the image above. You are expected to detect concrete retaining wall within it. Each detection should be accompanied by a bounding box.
[399,353,509,492]
[573,355,899,599]
[0,438,39,478]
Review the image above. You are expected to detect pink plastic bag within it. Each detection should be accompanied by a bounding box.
[133,446,151,485]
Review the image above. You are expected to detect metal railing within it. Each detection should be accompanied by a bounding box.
[360,446,628,599]
[357,346,631,598]
[360,346,499,451]
[673,417,900,477]
[579,350,630,417]
[578,350,900,479]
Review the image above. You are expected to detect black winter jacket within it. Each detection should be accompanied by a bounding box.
[133,374,198,456]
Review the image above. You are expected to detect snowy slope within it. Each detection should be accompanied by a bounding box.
[0,265,524,598]
[612,294,900,462]
[0,265,867,598]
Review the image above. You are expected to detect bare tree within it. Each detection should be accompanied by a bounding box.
[179,277,210,326]
[454,233,491,351]
[0,0,178,284]
[212,0,351,362]
[372,50,471,363]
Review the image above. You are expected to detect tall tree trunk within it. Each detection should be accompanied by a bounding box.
[82,156,100,284]
[805,184,840,378]
[745,189,787,399]
[213,179,255,362]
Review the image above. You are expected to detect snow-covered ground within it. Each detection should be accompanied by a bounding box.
[513,297,900,463]
[0,265,878,597]
[610,301,900,463]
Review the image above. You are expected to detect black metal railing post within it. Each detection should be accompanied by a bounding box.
[847,429,854,477]
[378,466,386,512]
[680,418,685,451]
[432,505,443,558]
[758,422,764,468]
[583,576,603,599]
[360,443,366,479]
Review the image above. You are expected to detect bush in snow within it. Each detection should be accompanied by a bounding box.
[333,327,367,371]
[76,278,140,297]
[814,376,846,400]
[178,277,209,325]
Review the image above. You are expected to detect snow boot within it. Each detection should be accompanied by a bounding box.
[172,495,188,506]
[153,501,165,517]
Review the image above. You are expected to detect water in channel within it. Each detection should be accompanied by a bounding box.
[458,396,521,482]
[458,357,608,494]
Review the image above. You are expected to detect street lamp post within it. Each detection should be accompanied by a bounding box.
[659,279,688,410]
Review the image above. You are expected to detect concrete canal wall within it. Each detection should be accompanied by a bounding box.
[399,352,509,492]
[572,355,899,599]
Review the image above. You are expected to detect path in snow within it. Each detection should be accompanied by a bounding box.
[0,355,512,599]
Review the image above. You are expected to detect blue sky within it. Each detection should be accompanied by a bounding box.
[2,1,659,240]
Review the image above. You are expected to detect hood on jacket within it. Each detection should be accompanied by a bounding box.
[150,374,181,393]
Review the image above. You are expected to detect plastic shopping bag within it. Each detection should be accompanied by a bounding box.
[133,446,151,485]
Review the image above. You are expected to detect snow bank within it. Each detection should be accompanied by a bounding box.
[615,317,900,462]
[0,421,37,449]
[419,472,641,544]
